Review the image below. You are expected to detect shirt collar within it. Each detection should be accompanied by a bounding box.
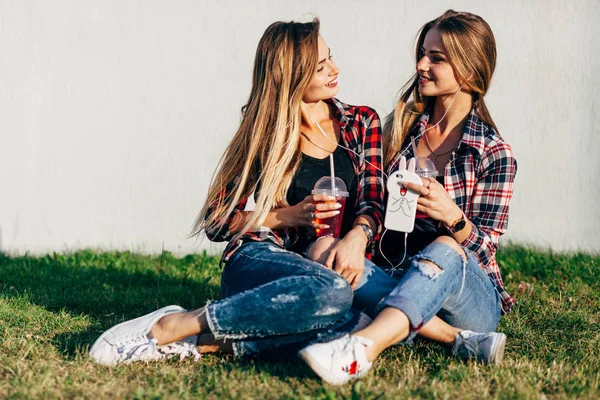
[325,97,350,128]
[414,107,488,156]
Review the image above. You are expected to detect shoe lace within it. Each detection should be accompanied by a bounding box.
[117,336,157,363]
[115,331,150,348]
[453,332,483,359]
[332,335,371,369]
[157,340,201,362]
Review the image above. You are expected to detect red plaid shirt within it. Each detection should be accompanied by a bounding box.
[206,98,385,263]
[388,108,518,313]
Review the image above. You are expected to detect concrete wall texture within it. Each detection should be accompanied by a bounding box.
[1,0,598,255]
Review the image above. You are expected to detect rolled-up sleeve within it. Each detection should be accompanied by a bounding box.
[462,142,517,270]
[204,175,249,242]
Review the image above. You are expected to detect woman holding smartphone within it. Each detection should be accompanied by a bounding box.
[300,10,517,385]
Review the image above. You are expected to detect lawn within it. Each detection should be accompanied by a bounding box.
[0,246,599,399]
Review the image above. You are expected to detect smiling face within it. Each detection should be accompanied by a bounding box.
[416,28,462,98]
[302,36,340,103]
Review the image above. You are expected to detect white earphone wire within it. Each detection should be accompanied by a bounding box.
[392,81,465,170]
[306,106,389,180]
[305,84,463,271]
[378,228,409,271]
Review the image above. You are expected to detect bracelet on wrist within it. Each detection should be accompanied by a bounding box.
[353,223,374,246]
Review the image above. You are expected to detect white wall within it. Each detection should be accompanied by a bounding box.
[1,0,598,255]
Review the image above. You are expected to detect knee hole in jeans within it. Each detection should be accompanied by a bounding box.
[417,259,444,280]
[433,236,467,262]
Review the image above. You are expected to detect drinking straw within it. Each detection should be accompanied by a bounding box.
[329,153,336,194]
[411,136,417,157]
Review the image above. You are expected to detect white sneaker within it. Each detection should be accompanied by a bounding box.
[299,334,374,385]
[451,330,507,365]
[89,305,199,366]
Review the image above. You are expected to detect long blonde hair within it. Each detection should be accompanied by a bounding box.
[191,19,320,238]
[383,10,498,166]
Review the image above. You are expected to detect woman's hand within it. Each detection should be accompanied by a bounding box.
[324,227,368,289]
[273,194,343,230]
[400,177,462,226]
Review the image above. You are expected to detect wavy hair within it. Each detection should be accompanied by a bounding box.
[383,10,498,166]
[192,19,320,238]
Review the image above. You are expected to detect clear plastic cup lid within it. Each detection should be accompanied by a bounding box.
[414,157,439,178]
[312,176,349,197]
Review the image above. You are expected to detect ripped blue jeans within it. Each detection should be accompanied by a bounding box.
[205,241,365,357]
[354,242,502,342]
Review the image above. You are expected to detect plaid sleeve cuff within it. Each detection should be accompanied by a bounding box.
[460,220,496,267]
[355,206,384,239]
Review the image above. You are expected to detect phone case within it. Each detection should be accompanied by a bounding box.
[384,169,421,233]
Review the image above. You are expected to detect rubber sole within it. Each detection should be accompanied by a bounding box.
[489,333,507,365]
[299,348,350,386]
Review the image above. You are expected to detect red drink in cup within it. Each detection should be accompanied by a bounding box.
[414,157,438,219]
[312,176,349,238]
[316,197,347,237]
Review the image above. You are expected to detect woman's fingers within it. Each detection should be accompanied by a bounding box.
[350,271,362,289]
[335,264,359,286]
[417,197,434,208]
[311,221,330,229]
[324,248,337,269]
[398,181,429,196]
[346,272,357,287]
[416,203,430,214]
[302,195,341,227]
[335,264,351,279]
[312,193,337,203]
[304,197,341,227]
[420,176,436,186]
[314,202,342,212]
[313,210,340,220]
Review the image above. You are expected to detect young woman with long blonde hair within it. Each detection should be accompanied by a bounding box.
[300,10,518,385]
[89,18,385,366]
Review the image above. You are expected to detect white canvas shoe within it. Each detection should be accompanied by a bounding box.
[89,305,199,366]
[299,334,374,385]
[452,330,507,365]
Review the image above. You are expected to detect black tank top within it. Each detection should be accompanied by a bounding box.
[287,145,358,253]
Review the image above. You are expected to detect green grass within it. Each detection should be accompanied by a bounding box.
[0,246,599,399]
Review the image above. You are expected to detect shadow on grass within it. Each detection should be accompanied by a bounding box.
[0,250,222,358]
[0,250,347,383]
[218,356,316,382]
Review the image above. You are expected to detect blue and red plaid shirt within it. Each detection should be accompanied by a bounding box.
[206,97,385,263]
[388,108,518,313]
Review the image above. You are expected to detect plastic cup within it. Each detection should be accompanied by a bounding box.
[312,176,349,238]
[414,157,438,219]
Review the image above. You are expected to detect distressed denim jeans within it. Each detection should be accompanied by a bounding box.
[205,241,365,358]
[354,242,502,341]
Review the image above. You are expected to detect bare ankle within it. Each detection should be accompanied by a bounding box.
[364,344,380,363]
[194,307,211,333]
[150,319,168,345]
[150,311,204,345]
[198,334,233,354]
